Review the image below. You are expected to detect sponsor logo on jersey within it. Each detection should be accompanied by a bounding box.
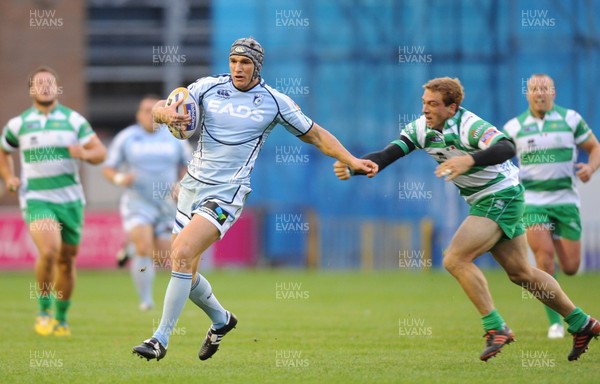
[216,89,231,99]
[470,123,488,138]
[206,99,265,122]
[480,128,502,146]
[26,122,41,130]
[198,200,229,225]
[462,114,474,128]
[493,199,505,210]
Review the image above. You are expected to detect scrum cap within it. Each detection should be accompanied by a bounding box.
[230,37,264,80]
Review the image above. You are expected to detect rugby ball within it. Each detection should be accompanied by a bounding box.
[165,87,200,140]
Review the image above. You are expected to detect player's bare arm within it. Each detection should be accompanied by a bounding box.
[152,98,191,128]
[68,135,107,164]
[436,139,515,181]
[0,150,20,192]
[576,134,600,183]
[299,123,377,177]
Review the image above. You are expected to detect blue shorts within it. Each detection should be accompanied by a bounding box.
[120,191,176,237]
[174,173,251,238]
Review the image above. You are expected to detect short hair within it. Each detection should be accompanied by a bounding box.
[423,77,464,107]
[28,65,59,89]
[527,73,554,90]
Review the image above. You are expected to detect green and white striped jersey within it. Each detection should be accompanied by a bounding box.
[0,104,95,207]
[394,107,520,205]
[503,105,592,207]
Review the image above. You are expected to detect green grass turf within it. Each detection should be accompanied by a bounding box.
[0,269,599,383]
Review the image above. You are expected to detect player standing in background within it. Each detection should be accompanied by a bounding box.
[334,77,600,362]
[103,95,193,311]
[0,66,106,336]
[503,74,600,339]
[132,37,377,361]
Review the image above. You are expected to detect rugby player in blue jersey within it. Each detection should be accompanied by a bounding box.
[133,37,377,361]
[103,95,192,311]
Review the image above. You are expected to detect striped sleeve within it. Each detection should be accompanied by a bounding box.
[502,118,519,141]
[566,110,592,145]
[397,119,421,154]
[70,111,95,144]
[475,126,506,150]
[1,117,22,152]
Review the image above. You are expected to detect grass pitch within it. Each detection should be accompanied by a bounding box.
[1,269,599,383]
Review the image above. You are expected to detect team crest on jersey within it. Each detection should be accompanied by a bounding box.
[198,200,229,226]
[253,94,263,106]
[30,136,39,146]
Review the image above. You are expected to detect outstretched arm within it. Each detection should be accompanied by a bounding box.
[299,123,377,177]
[333,138,411,180]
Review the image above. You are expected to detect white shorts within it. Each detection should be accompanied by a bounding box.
[174,173,251,238]
[120,191,176,236]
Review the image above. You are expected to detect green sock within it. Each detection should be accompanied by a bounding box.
[482,309,505,331]
[544,273,562,325]
[565,307,589,334]
[38,292,53,313]
[55,299,71,323]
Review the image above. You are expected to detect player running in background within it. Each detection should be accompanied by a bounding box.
[334,77,600,362]
[103,95,192,311]
[132,37,377,362]
[0,66,106,336]
[503,73,600,339]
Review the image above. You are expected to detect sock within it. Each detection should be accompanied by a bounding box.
[131,255,155,307]
[188,273,228,329]
[544,272,562,326]
[152,271,193,347]
[55,299,71,323]
[565,307,590,334]
[38,292,53,313]
[482,309,505,331]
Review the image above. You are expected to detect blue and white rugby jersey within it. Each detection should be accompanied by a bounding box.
[104,124,192,201]
[187,75,314,185]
